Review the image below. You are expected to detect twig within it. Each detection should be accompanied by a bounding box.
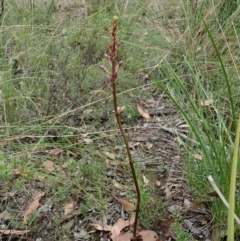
[207,175,240,226]
[155,123,200,146]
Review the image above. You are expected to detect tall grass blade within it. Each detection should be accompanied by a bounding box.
[202,18,236,128]
[227,116,240,241]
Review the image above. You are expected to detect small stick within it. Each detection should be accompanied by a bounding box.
[207,175,240,226]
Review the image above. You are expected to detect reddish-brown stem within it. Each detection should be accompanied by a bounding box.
[110,16,140,241]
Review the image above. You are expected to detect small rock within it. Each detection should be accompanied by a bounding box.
[183,199,191,209]
[183,219,201,235]
[36,238,43,241]
[168,205,183,213]
[39,204,52,213]
[73,229,90,240]
[0,210,10,221]
[104,151,115,160]
[106,170,113,177]
[119,192,126,197]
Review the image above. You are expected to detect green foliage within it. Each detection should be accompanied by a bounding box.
[152,0,240,236]
[0,151,13,181]
[172,214,192,241]
[112,0,240,238]
[218,0,239,25]
[80,196,96,217]
[0,0,169,239]
[78,157,106,182]
[139,186,167,227]
[122,104,139,123]
[227,117,240,241]
[133,164,168,227]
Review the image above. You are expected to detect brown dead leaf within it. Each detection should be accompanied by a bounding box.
[137,102,150,119]
[116,230,160,241]
[201,99,214,106]
[82,138,93,144]
[49,148,63,156]
[93,223,112,232]
[0,229,30,235]
[66,150,78,157]
[118,198,135,212]
[94,217,135,241]
[111,218,135,240]
[42,160,55,171]
[60,209,82,224]
[208,191,218,197]
[13,167,21,178]
[113,180,124,190]
[194,153,202,161]
[109,161,121,166]
[64,200,76,215]
[139,230,160,241]
[117,106,125,114]
[23,192,45,223]
[90,89,108,96]
[115,231,133,241]
[62,159,73,169]
[105,158,111,164]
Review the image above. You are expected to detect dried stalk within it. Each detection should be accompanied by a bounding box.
[99,16,141,240]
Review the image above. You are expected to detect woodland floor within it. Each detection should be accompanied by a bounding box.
[0,94,213,241]
[0,1,214,241]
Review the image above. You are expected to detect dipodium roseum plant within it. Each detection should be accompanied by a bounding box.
[99,16,141,241]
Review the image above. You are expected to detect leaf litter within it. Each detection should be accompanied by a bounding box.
[42,160,55,171]
[0,93,213,240]
[34,96,213,239]
[136,101,150,119]
[23,191,45,223]
[93,216,160,241]
[64,199,77,215]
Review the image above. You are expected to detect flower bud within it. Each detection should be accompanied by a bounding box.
[104,53,110,61]
[114,60,123,80]
[99,65,108,73]
[114,72,118,80]
[106,75,111,84]
[116,60,123,69]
